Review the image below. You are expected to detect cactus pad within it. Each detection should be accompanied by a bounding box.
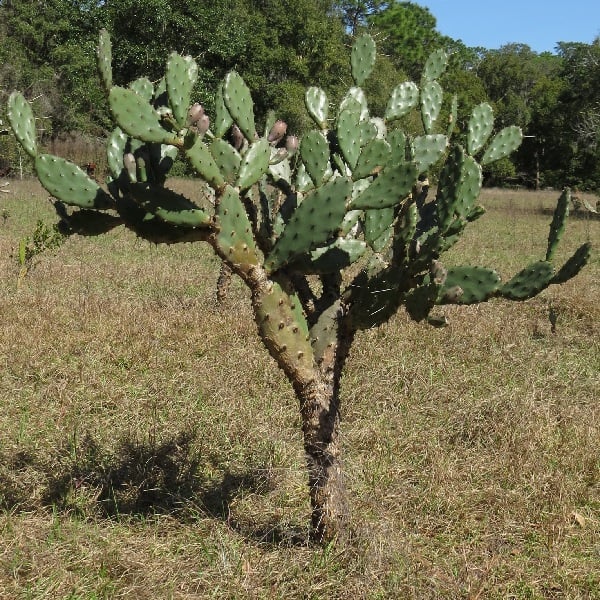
[35,154,114,209]
[97,29,112,91]
[546,188,569,261]
[166,53,198,129]
[467,103,494,155]
[236,139,271,189]
[411,134,448,174]
[109,86,178,145]
[422,48,448,82]
[305,87,329,130]
[214,80,233,138]
[481,126,523,165]
[551,242,592,284]
[186,138,225,190]
[351,33,377,87]
[210,138,241,184]
[300,131,330,186]
[215,185,260,268]
[500,261,554,300]
[420,80,443,134]
[7,92,37,158]
[106,127,128,179]
[437,266,501,304]
[265,178,351,273]
[385,82,419,121]
[353,138,392,180]
[223,71,256,142]
[129,183,211,227]
[349,162,417,210]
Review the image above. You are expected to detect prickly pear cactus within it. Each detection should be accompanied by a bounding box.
[7,30,592,544]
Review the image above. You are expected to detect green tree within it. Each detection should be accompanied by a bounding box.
[369,1,448,79]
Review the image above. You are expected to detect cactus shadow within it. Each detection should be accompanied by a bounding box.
[0,431,287,534]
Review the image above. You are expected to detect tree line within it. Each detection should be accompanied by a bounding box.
[1,0,599,190]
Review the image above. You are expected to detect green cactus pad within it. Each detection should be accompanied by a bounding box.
[309,301,340,365]
[292,238,367,274]
[269,154,292,184]
[337,101,362,169]
[186,138,225,190]
[35,154,114,209]
[358,119,378,148]
[223,71,256,142]
[387,130,407,166]
[7,92,37,158]
[109,86,178,145]
[215,185,260,268]
[347,264,403,329]
[420,80,443,134]
[353,138,392,180]
[97,29,112,91]
[385,82,419,121]
[481,126,523,165]
[129,183,211,227]
[255,281,314,373]
[214,80,233,138]
[437,266,501,304]
[106,127,128,179]
[404,282,439,322]
[546,188,569,261]
[393,202,417,259]
[300,130,330,186]
[365,207,395,252]
[500,260,554,300]
[351,33,377,87]
[166,53,198,129]
[305,86,329,130]
[436,145,481,231]
[467,103,494,156]
[411,134,448,174]
[210,138,241,184]
[447,94,458,138]
[265,178,351,273]
[455,154,482,220]
[349,162,417,210]
[129,77,154,103]
[342,87,369,121]
[295,162,315,193]
[236,138,271,189]
[551,242,592,284]
[422,48,448,82]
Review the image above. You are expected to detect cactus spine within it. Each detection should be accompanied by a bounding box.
[7,31,591,545]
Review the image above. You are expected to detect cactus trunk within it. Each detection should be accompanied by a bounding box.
[299,322,354,543]
[301,383,348,544]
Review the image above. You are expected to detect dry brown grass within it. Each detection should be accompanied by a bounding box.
[0,182,598,599]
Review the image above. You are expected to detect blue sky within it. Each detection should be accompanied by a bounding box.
[417,1,600,53]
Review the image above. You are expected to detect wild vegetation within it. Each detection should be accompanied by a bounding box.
[1,1,600,190]
[0,181,598,597]
[0,1,598,596]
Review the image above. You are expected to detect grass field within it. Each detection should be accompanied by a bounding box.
[0,180,598,599]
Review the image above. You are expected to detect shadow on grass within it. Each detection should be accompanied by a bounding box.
[0,430,309,546]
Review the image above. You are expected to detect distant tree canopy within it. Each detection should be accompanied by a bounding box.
[1,0,599,190]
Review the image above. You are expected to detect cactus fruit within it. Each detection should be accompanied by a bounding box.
[7,29,591,546]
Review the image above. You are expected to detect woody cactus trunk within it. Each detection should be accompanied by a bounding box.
[7,32,591,544]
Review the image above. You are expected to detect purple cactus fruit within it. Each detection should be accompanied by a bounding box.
[196,114,210,136]
[268,120,287,144]
[123,152,137,181]
[187,103,204,126]
[231,124,244,150]
[285,135,299,155]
